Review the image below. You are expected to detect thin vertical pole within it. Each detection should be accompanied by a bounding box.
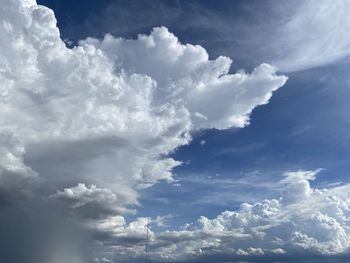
[145,217,150,262]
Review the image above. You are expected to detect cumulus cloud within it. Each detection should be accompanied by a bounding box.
[83,27,286,129]
[97,170,350,262]
[0,0,286,211]
[0,132,38,206]
[50,183,135,218]
[0,0,349,262]
[0,0,289,262]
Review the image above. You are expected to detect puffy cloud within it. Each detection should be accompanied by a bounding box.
[0,2,348,262]
[279,169,320,203]
[84,27,286,129]
[0,0,286,210]
[0,132,37,206]
[88,216,152,262]
[0,0,288,262]
[98,170,350,262]
[50,183,135,218]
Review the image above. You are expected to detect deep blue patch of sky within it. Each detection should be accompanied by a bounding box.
[38,0,350,229]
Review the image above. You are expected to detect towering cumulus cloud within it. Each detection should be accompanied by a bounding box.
[3,0,335,262]
[0,0,286,212]
[142,170,350,262]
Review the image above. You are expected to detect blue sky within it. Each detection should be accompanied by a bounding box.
[2,0,350,262]
[37,0,350,226]
[138,61,350,229]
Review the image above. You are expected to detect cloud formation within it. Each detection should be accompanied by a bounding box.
[1,0,350,262]
[272,0,350,72]
[0,0,286,210]
[50,183,134,218]
[98,170,350,262]
[5,0,350,262]
[65,0,350,73]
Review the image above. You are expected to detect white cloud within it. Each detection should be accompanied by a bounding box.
[84,27,287,129]
[0,0,291,262]
[279,169,320,203]
[97,170,350,262]
[185,0,350,72]
[0,0,286,212]
[3,0,349,262]
[2,1,349,263]
[272,0,350,72]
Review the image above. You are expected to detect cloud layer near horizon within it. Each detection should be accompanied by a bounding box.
[3,0,350,262]
[96,170,350,262]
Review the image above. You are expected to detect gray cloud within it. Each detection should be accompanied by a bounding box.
[50,183,135,219]
[2,0,328,262]
[4,1,350,262]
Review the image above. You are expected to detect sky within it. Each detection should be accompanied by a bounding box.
[1,0,350,262]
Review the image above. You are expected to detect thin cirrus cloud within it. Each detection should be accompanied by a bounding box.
[271,0,350,72]
[205,0,350,72]
[2,0,350,262]
[222,0,350,72]
[74,0,350,73]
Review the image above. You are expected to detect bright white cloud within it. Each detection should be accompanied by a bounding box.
[0,0,286,211]
[3,1,349,262]
[96,170,350,262]
[84,27,286,129]
[2,1,349,263]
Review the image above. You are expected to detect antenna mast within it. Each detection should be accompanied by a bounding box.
[145,217,150,262]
